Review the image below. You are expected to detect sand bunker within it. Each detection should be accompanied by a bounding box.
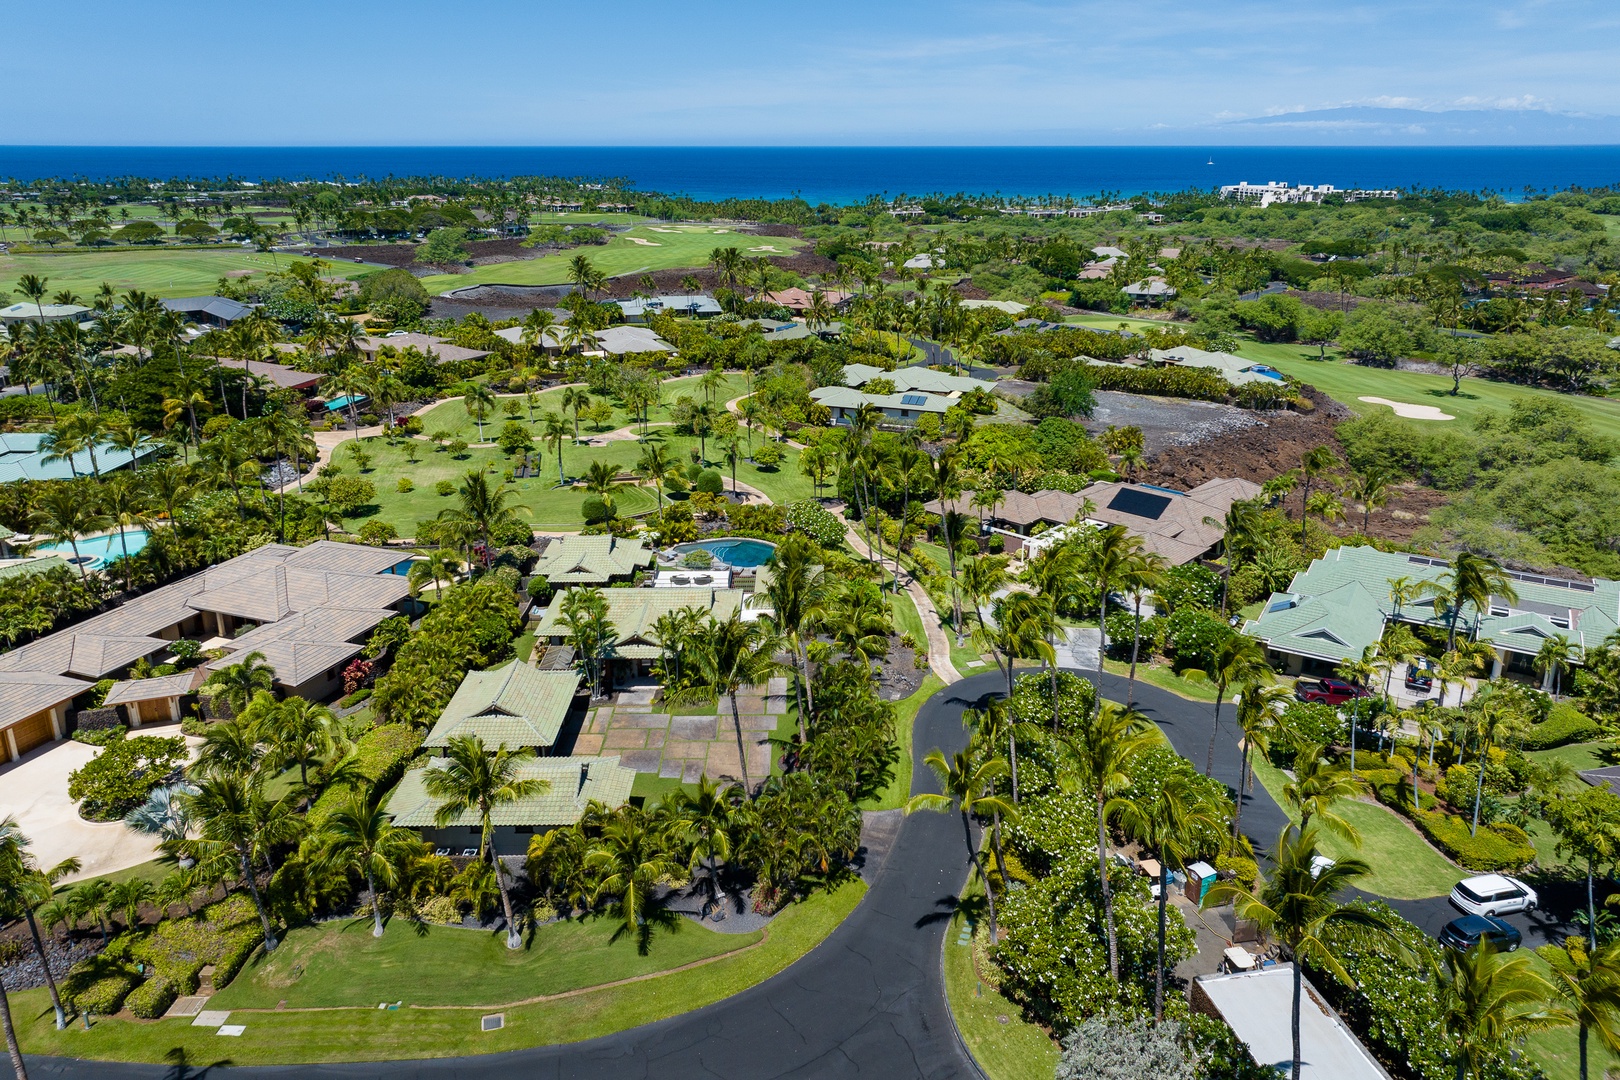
[623,237,662,246]
[1359,396,1456,421]
[748,245,784,253]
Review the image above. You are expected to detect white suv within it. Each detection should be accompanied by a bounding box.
[1450,874,1538,917]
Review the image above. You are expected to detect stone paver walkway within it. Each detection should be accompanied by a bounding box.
[573,677,790,784]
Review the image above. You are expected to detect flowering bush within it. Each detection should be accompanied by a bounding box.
[343,658,374,695]
[785,500,845,548]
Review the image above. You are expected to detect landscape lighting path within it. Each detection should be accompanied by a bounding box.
[28,671,1569,1078]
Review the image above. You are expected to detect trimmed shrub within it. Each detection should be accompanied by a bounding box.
[785,500,845,548]
[72,724,127,747]
[126,976,179,1019]
[581,495,615,525]
[307,724,424,825]
[435,479,455,496]
[695,469,725,495]
[1520,703,1600,750]
[65,972,137,1015]
[338,687,373,708]
[395,477,415,493]
[1411,810,1535,871]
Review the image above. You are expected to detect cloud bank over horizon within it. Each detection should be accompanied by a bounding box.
[7,0,1620,146]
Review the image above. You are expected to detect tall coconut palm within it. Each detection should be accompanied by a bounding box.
[460,381,498,442]
[679,613,789,795]
[1108,771,1226,1019]
[959,554,1010,636]
[423,735,547,950]
[542,411,570,485]
[668,776,735,915]
[975,592,1049,703]
[1084,524,1139,674]
[0,965,23,1080]
[1209,825,1395,1080]
[1281,743,1367,845]
[1544,938,1620,1080]
[906,749,1015,942]
[1064,701,1156,981]
[1534,633,1580,698]
[1185,632,1274,776]
[407,549,464,598]
[584,812,682,954]
[560,386,592,442]
[929,447,968,639]
[30,483,110,581]
[1438,940,1566,1080]
[98,472,151,590]
[1347,466,1392,534]
[436,469,530,566]
[183,774,281,951]
[202,651,276,717]
[634,440,680,514]
[559,587,616,700]
[0,818,81,1029]
[316,784,423,938]
[762,535,828,736]
[1297,445,1339,543]
[1119,547,1167,706]
[1232,681,1290,843]
[1421,552,1518,652]
[1465,686,1530,837]
[267,696,338,801]
[583,459,623,510]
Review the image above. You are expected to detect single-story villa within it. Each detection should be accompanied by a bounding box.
[531,535,653,587]
[1244,545,1620,681]
[214,358,323,392]
[810,363,996,426]
[421,660,581,753]
[618,295,721,322]
[589,325,675,355]
[1123,278,1177,304]
[534,586,745,687]
[0,541,414,759]
[161,296,253,327]
[0,432,157,483]
[355,333,490,365]
[386,755,636,856]
[926,477,1260,565]
[1192,966,1392,1080]
[0,302,90,328]
[752,288,853,313]
[1148,346,1287,387]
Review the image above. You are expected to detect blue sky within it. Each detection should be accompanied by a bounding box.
[8,0,1620,144]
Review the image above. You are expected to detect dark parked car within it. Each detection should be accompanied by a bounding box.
[1294,677,1372,706]
[1405,663,1435,692]
[1439,914,1521,952]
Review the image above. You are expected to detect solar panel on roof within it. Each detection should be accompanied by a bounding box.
[900,394,928,406]
[1106,488,1173,521]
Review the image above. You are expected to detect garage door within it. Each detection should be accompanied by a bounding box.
[10,712,54,757]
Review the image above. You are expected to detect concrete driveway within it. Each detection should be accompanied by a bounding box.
[0,737,162,883]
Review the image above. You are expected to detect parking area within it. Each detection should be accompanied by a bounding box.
[0,730,173,882]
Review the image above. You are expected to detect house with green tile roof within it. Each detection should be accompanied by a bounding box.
[385,755,636,855]
[1244,545,1620,683]
[423,660,581,752]
[530,535,653,586]
[534,586,745,686]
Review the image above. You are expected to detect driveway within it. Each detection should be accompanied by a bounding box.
[0,738,160,883]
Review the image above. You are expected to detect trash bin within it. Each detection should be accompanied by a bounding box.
[1185,861,1218,905]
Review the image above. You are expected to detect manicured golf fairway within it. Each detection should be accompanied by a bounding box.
[418,225,804,294]
[0,248,352,299]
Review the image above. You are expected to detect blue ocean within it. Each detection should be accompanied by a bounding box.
[2,146,1619,203]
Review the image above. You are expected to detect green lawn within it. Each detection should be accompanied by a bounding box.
[1101,659,1220,703]
[418,225,805,294]
[335,422,812,535]
[15,880,865,1065]
[55,858,171,896]
[868,672,944,811]
[1523,946,1620,1080]
[210,913,754,1010]
[942,906,1060,1080]
[0,248,349,299]
[1249,756,1463,899]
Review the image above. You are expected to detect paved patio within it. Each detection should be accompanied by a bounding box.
[571,677,790,784]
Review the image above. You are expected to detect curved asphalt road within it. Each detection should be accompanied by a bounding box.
[27,669,1573,1078]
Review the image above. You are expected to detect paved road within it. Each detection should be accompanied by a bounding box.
[29,669,1572,1077]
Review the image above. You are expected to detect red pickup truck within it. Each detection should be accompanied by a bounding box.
[1294,677,1372,706]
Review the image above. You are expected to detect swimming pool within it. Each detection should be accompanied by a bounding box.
[37,528,150,570]
[672,538,778,568]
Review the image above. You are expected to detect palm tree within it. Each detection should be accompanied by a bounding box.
[762,535,828,735]
[423,735,547,950]
[975,592,1048,701]
[585,812,682,954]
[1232,681,1290,843]
[568,253,605,302]
[0,967,24,1080]
[1534,633,1580,698]
[16,272,48,322]
[1108,771,1225,1019]
[560,386,591,442]
[37,422,86,480]
[1544,938,1620,1080]
[559,587,616,699]
[1439,941,1565,1080]
[316,784,422,938]
[1422,552,1518,652]
[1209,825,1395,1080]
[1065,701,1156,981]
[959,554,1010,636]
[1296,445,1339,543]
[183,774,281,951]
[267,696,338,800]
[583,459,623,510]
[1281,744,1367,845]
[634,440,680,513]
[1347,467,1392,534]
[1085,524,1139,674]
[436,470,531,566]
[542,411,570,484]
[929,447,969,640]
[1465,687,1530,837]
[906,749,1015,942]
[31,483,111,581]
[203,650,276,717]
[669,776,734,915]
[826,580,894,666]
[0,818,80,1029]
[460,381,498,442]
[407,549,464,598]
[1119,547,1167,706]
[1185,633,1274,776]
[679,614,789,794]
[99,472,151,590]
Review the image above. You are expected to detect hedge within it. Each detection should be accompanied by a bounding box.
[63,962,139,1015]
[1076,361,1232,403]
[131,893,266,993]
[307,723,423,825]
[1520,703,1600,750]
[1411,810,1535,871]
[125,976,179,1019]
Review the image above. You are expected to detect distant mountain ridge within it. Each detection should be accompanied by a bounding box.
[1220,106,1620,144]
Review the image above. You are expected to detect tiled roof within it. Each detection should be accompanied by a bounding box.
[1079,478,1262,566]
[591,325,674,355]
[102,668,207,706]
[386,755,636,827]
[355,333,489,364]
[423,661,580,749]
[206,638,363,689]
[841,364,994,396]
[531,536,653,584]
[810,385,954,415]
[222,607,396,653]
[214,358,323,390]
[0,671,92,727]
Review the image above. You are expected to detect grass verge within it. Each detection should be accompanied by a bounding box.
[1248,756,1461,899]
[942,906,1058,1079]
[1101,659,1220,703]
[867,673,944,811]
[16,880,865,1065]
